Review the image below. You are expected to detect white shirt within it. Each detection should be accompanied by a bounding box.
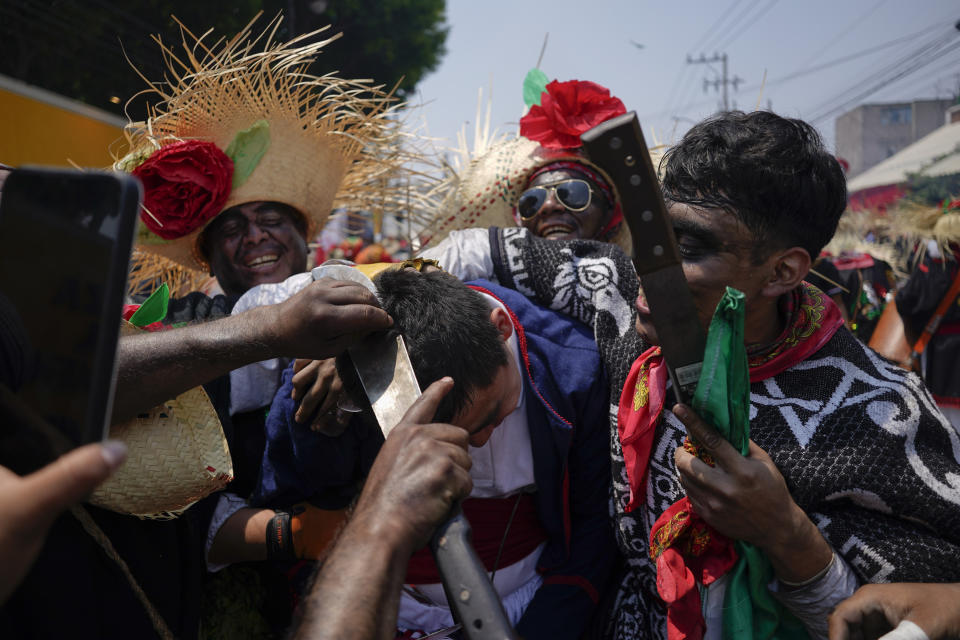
[397,291,544,632]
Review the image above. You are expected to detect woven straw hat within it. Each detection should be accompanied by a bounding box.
[824,207,902,273]
[116,14,403,271]
[90,385,233,520]
[425,136,632,254]
[884,197,960,263]
[89,326,232,519]
[933,210,960,240]
[420,77,652,255]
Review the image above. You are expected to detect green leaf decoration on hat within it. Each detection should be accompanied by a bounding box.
[225,120,271,189]
[523,68,550,108]
[136,219,173,245]
[128,283,169,327]
[116,147,154,173]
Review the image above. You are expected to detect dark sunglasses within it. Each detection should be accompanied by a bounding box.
[517,179,594,220]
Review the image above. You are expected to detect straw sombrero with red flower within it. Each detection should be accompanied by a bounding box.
[422,73,641,254]
[115,14,404,272]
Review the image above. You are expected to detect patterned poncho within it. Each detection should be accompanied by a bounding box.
[486,227,960,640]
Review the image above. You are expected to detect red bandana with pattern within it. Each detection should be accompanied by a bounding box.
[618,282,843,512]
[616,284,843,640]
[616,284,842,640]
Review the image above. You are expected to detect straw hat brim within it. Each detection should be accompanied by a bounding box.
[424,136,633,254]
[89,323,233,519]
[118,16,400,272]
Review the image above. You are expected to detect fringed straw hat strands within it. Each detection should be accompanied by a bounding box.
[825,208,904,276]
[889,197,960,264]
[125,250,212,298]
[115,13,406,272]
[422,71,644,254]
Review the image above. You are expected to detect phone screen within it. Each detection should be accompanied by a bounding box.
[0,168,140,446]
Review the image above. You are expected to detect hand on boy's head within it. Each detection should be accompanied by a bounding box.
[265,279,393,360]
[0,440,126,604]
[351,378,472,552]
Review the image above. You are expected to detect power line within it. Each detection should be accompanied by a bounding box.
[809,32,960,123]
[806,27,957,120]
[798,0,888,68]
[866,47,960,101]
[688,53,744,111]
[714,0,779,51]
[701,0,762,52]
[803,34,945,119]
[640,20,957,124]
[698,0,746,52]
[671,1,762,119]
[661,0,744,119]
[748,22,948,92]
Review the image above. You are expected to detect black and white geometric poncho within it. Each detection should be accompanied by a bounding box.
[487,227,960,640]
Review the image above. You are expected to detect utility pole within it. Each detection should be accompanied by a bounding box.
[687,53,743,112]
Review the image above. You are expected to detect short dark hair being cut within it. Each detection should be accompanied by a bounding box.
[338,269,508,425]
[660,111,847,260]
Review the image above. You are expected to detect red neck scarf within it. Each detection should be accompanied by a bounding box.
[617,282,843,512]
[618,284,842,640]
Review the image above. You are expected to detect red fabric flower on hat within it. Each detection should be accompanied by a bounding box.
[133,140,234,239]
[520,80,626,150]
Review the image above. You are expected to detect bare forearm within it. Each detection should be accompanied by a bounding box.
[763,505,835,584]
[295,517,413,640]
[294,379,472,639]
[208,507,273,565]
[111,307,278,422]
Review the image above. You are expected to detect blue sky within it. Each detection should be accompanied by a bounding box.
[413,0,960,155]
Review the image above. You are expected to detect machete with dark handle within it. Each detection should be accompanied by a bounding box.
[348,332,517,640]
[315,264,518,640]
[430,510,518,640]
[580,112,707,404]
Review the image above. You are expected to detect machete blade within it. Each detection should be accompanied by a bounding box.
[348,331,421,437]
[580,112,707,403]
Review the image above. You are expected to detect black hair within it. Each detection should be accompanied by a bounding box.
[336,269,507,424]
[660,111,847,261]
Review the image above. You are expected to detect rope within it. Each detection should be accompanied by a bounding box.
[70,505,176,640]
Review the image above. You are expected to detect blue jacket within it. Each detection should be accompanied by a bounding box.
[254,279,615,639]
[470,281,616,639]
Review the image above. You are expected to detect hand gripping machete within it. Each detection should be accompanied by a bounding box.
[312,265,518,640]
[580,113,708,403]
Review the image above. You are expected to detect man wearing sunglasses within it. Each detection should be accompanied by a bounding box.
[517,162,621,243]
[413,110,960,640]
[420,78,634,256]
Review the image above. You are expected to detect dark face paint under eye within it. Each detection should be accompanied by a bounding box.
[635,202,780,346]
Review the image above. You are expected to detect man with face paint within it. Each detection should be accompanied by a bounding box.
[516,162,620,242]
[417,110,960,640]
